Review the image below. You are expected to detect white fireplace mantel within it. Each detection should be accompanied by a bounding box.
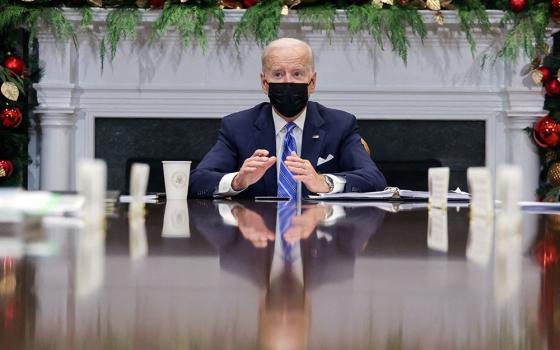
[31,9,544,199]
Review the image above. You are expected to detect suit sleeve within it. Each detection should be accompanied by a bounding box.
[189,119,240,198]
[332,116,386,192]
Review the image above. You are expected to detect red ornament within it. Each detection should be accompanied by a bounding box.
[534,115,560,148]
[0,160,13,178]
[553,0,560,9]
[0,107,22,128]
[546,79,560,96]
[2,55,25,77]
[509,0,527,12]
[535,67,553,84]
[148,0,165,8]
[242,0,258,8]
[534,239,560,268]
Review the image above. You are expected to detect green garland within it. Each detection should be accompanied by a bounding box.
[0,0,556,65]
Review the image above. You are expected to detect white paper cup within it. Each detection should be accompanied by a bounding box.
[162,161,191,199]
[162,200,190,238]
[77,159,107,224]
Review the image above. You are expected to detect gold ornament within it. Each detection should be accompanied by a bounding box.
[426,0,440,10]
[548,162,560,187]
[433,10,444,25]
[546,214,560,234]
[1,82,19,101]
[87,0,102,7]
[281,4,289,15]
[0,274,16,296]
[0,168,5,177]
[372,0,393,7]
[532,69,544,85]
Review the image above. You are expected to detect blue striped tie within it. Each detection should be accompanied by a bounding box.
[278,198,297,263]
[278,122,297,199]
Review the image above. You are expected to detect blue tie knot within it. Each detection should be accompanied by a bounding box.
[285,122,296,135]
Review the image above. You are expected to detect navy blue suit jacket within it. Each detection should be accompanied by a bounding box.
[189,101,386,198]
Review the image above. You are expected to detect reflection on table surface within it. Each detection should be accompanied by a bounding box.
[0,199,557,349]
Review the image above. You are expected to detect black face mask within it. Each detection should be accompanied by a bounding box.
[267,82,309,118]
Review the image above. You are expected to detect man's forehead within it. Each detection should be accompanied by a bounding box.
[266,47,309,62]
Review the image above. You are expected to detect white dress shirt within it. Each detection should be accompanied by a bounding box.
[217,107,346,196]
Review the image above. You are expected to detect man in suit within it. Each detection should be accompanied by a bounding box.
[189,37,386,198]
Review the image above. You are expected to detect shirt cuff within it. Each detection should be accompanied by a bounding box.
[217,202,241,226]
[216,172,244,197]
[325,174,346,194]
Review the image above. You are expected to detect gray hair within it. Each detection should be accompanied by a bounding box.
[261,38,315,73]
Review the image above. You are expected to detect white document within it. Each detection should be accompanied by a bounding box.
[309,187,470,201]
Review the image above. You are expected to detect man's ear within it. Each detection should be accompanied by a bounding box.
[308,72,317,95]
[261,72,268,95]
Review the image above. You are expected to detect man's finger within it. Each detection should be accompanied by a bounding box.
[253,149,269,157]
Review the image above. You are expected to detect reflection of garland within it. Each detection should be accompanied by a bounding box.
[0,30,37,187]
[0,0,555,64]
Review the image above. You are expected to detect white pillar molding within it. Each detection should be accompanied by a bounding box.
[503,112,542,201]
[35,107,77,191]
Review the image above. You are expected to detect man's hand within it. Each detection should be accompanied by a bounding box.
[232,206,275,248]
[232,149,276,191]
[283,205,327,245]
[284,152,330,193]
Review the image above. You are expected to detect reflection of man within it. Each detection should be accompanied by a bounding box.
[190,199,385,348]
[189,38,386,198]
[189,199,386,288]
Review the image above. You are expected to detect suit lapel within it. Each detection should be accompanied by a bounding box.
[254,104,277,195]
[301,102,325,172]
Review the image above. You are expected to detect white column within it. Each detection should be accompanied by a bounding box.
[34,27,77,191]
[505,114,541,201]
[35,108,76,191]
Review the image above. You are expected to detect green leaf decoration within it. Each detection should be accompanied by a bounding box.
[346,5,426,65]
[494,3,549,64]
[81,6,93,29]
[297,4,337,37]
[457,0,491,56]
[103,8,140,63]
[151,3,224,50]
[234,0,282,47]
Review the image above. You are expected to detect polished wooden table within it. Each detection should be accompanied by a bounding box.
[0,199,555,349]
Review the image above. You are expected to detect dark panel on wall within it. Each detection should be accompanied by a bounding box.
[96,118,222,192]
[96,118,485,193]
[359,120,485,191]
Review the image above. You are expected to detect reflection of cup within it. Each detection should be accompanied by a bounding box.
[162,200,190,238]
[162,161,191,199]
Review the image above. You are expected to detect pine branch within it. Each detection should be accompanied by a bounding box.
[346,5,426,65]
[103,8,140,63]
[234,0,282,47]
[81,6,93,29]
[457,0,491,56]
[297,3,337,37]
[0,4,26,34]
[151,3,224,50]
[494,3,549,64]
[39,8,78,47]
